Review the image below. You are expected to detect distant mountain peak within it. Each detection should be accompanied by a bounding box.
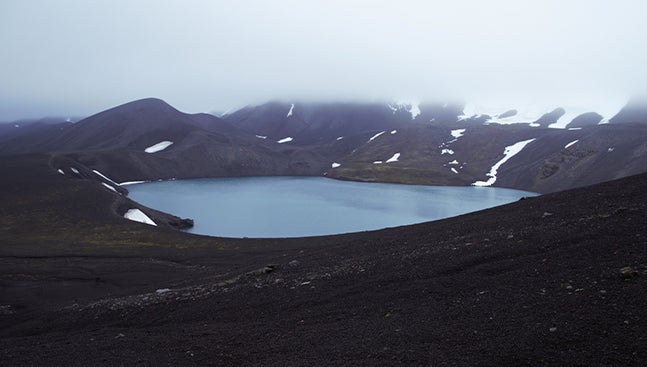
[609,97,647,124]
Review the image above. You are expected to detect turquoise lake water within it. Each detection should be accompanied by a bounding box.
[126,176,537,238]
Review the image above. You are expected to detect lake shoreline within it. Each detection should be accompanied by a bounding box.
[127,176,538,238]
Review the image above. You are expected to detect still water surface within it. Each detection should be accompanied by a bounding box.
[127,177,537,238]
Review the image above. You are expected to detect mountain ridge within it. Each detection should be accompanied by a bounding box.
[2,97,647,194]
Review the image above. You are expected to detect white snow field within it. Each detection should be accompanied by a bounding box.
[145,141,173,153]
[385,153,400,163]
[119,180,147,186]
[368,131,385,142]
[564,140,579,149]
[451,129,466,139]
[277,137,293,143]
[92,170,119,186]
[472,138,536,187]
[101,182,118,193]
[459,98,626,129]
[124,209,156,226]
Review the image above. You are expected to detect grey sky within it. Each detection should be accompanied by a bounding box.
[1,0,646,120]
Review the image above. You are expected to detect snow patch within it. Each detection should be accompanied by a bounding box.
[451,129,466,139]
[472,138,536,187]
[102,182,118,193]
[14,124,19,128]
[287,103,294,117]
[331,162,341,168]
[119,180,147,186]
[92,170,119,186]
[218,108,234,117]
[57,169,64,175]
[548,98,626,128]
[549,108,587,129]
[368,131,386,142]
[568,127,582,131]
[448,160,459,165]
[145,141,173,153]
[70,167,79,174]
[373,161,383,164]
[277,137,293,144]
[336,136,344,140]
[608,147,615,152]
[124,209,156,226]
[385,153,400,163]
[441,149,454,155]
[564,140,579,149]
[451,168,458,174]
[409,103,421,119]
[459,103,552,125]
[255,135,267,139]
[390,130,397,135]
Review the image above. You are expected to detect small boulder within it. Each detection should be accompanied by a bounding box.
[169,217,194,229]
[620,266,639,279]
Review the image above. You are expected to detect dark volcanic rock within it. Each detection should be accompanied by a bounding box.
[567,111,603,128]
[620,266,639,279]
[1,154,647,366]
[609,97,647,124]
[533,107,566,127]
[0,121,73,155]
[169,217,194,230]
[417,102,464,123]
[498,109,518,119]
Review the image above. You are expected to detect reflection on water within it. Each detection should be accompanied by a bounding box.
[127,177,537,238]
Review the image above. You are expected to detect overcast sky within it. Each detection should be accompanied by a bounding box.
[1,0,646,120]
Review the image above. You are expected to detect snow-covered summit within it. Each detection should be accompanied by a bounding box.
[459,99,626,128]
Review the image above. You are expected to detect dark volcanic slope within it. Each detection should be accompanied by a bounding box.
[328,121,647,193]
[1,154,646,366]
[12,98,333,182]
[44,98,241,152]
[0,121,73,155]
[223,101,414,145]
[609,97,647,125]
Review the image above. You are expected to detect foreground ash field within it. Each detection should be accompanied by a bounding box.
[1,99,647,366]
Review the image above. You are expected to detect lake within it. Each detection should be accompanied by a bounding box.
[126,177,537,238]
